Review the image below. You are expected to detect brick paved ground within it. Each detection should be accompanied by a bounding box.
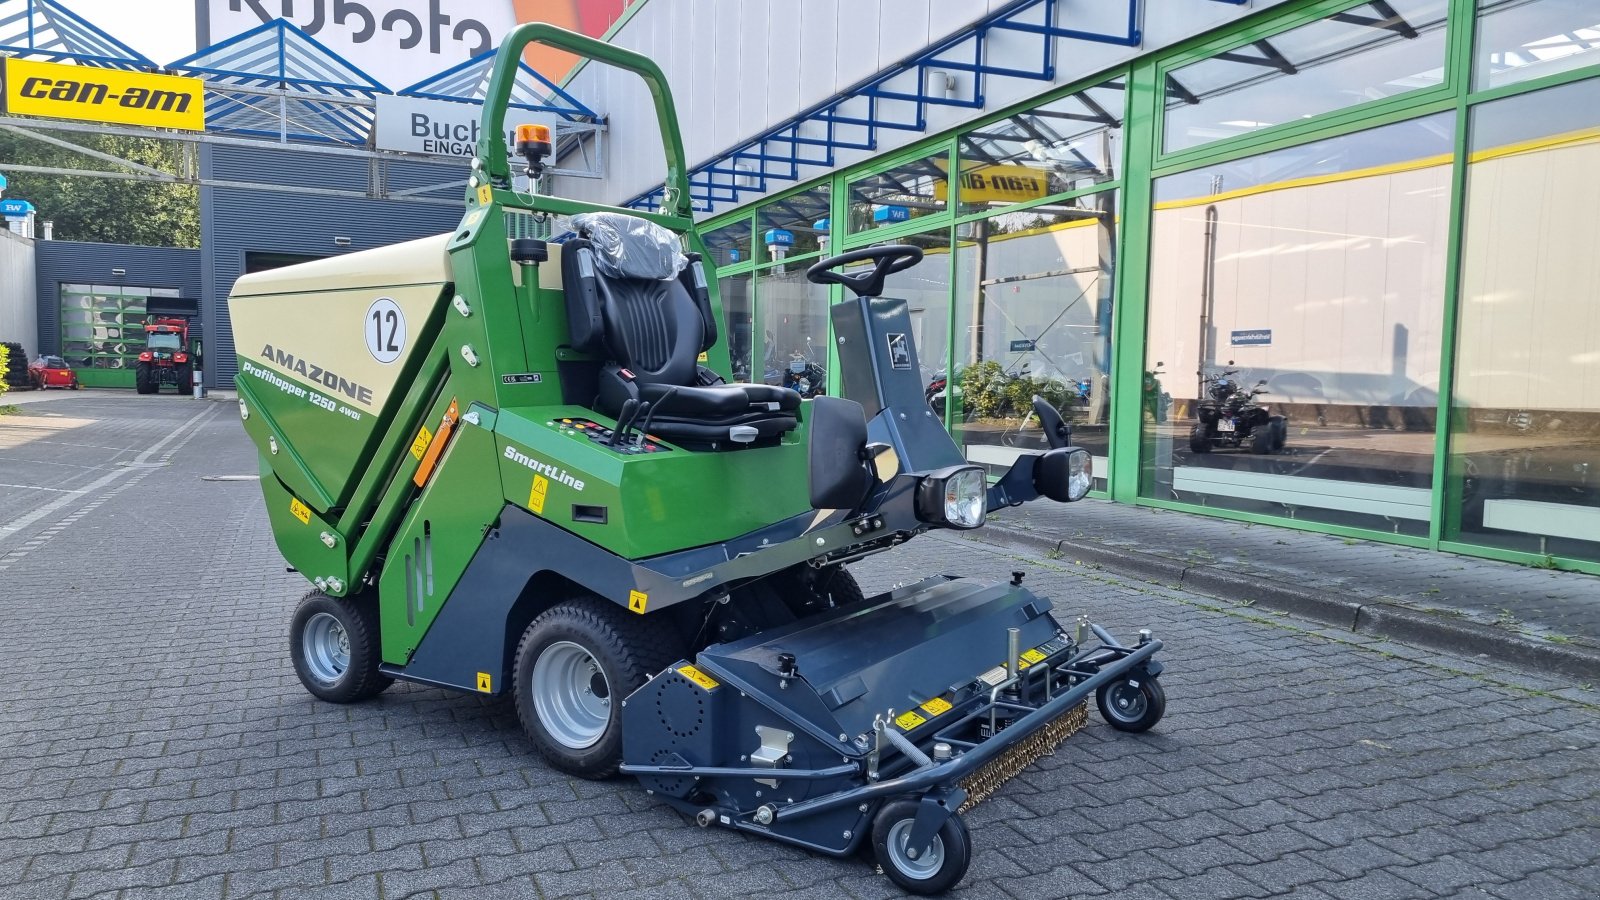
[1,395,1597,899]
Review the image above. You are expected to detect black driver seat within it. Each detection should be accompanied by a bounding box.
[560,220,798,450]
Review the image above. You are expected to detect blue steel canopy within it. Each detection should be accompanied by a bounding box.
[624,0,1222,213]
[0,0,153,69]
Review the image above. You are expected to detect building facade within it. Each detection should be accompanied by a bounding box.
[559,0,1600,572]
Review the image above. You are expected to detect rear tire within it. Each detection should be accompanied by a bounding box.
[1251,426,1273,454]
[1188,424,1212,454]
[289,590,392,703]
[1270,416,1287,450]
[174,363,193,395]
[134,363,155,394]
[513,596,685,779]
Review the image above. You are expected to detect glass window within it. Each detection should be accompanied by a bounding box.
[1163,0,1449,153]
[1143,114,1455,536]
[1475,0,1600,89]
[1449,77,1600,560]
[719,272,755,383]
[755,268,831,395]
[702,219,752,269]
[953,193,1118,489]
[757,184,832,263]
[956,79,1123,216]
[847,151,949,233]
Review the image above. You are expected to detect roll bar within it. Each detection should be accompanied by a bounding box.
[475,23,692,218]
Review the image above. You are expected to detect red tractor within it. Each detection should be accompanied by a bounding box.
[135,299,200,394]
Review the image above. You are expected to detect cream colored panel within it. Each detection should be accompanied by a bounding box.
[231,233,453,297]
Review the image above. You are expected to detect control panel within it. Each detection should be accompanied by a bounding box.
[548,417,671,455]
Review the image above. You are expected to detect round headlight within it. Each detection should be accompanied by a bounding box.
[1066,449,1092,502]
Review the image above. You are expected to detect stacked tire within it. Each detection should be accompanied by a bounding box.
[2,342,29,390]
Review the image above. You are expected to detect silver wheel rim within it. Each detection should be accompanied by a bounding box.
[302,612,350,684]
[532,640,612,749]
[886,820,945,881]
[1107,682,1147,722]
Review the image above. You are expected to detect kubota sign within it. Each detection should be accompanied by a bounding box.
[1,58,206,131]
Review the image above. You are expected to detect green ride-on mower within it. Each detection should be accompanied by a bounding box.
[230,25,1167,894]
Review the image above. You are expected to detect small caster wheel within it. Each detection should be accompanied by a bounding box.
[1096,675,1165,732]
[871,798,972,895]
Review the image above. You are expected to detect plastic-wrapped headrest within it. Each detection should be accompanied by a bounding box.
[571,212,687,281]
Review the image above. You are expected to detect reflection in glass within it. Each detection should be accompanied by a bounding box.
[718,273,754,383]
[59,285,177,370]
[703,220,751,268]
[757,184,831,262]
[1450,76,1600,560]
[845,229,956,417]
[1475,0,1600,89]
[1143,115,1454,535]
[953,192,1117,488]
[847,151,949,233]
[756,269,830,395]
[1164,0,1448,153]
[956,79,1123,216]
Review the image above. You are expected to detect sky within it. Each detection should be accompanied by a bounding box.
[72,0,198,65]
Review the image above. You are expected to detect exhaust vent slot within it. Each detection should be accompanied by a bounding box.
[572,505,608,524]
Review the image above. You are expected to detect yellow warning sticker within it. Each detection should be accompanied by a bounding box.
[476,672,492,693]
[409,425,433,461]
[677,664,719,690]
[696,351,708,362]
[1021,648,1047,664]
[628,590,649,614]
[476,184,493,205]
[895,710,927,731]
[920,697,953,717]
[528,474,549,514]
[288,497,311,525]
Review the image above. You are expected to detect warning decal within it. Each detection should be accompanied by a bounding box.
[289,497,312,525]
[409,425,433,461]
[628,590,649,614]
[528,474,549,514]
[676,664,719,690]
[920,697,953,717]
[476,672,492,693]
[895,710,927,731]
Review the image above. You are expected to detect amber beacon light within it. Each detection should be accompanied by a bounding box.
[515,123,553,178]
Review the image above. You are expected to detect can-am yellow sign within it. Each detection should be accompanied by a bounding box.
[2,59,205,131]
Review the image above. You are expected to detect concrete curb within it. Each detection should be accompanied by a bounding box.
[969,524,1600,682]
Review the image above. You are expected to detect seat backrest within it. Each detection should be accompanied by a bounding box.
[562,238,717,389]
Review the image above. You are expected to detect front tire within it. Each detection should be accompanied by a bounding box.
[1270,416,1287,450]
[513,596,684,779]
[289,590,392,703]
[1096,676,1165,733]
[1251,425,1274,454]
[134,362,155,394]
[872,798,972,895]
[173,362,193,394]
[1188,424,1212,454]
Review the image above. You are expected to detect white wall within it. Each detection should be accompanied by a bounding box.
[1146,163,1453,407]
[0,229,38,361]
[1456,137,1600,413]
[560,0,1292,209]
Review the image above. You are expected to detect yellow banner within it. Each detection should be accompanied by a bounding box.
[3,58,205,131]
[936,163,1051,205]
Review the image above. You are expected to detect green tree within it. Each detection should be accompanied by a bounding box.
[0,129,198,247]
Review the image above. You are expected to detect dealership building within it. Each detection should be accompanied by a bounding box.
[4,0,1600,572]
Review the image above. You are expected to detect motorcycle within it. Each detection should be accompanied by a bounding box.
[782,352,826,398]
[1144,362,1172,424]
[1190,364,1286,455]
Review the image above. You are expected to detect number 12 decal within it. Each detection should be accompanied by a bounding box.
[365,297,406,364]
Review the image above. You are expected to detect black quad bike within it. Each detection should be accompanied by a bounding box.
[1190,367,1286,455]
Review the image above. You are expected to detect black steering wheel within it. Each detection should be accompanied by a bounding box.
[805,245,923,298]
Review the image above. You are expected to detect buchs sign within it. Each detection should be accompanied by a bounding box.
[1,58,206,131]
[373,94,554,158]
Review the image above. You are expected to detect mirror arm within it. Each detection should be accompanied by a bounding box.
[987,454,1042,510]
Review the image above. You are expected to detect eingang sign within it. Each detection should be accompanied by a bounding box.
[373,94,554,158]
[1,59,206,131]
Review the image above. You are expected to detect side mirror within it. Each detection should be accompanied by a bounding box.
[807,395,873,510]
[1031,395,1071,449]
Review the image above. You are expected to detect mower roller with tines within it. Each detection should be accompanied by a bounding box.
[228,25,1166,894]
